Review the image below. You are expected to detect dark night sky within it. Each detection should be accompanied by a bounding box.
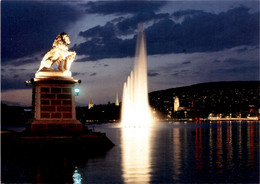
[1,0,259,106]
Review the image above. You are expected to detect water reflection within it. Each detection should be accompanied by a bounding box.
[203,121,258,179]
[2,122,259,183]
[226,121,233,167]
[73,168,82,184]
[121,127,151,183]
[195,127,203,170]
[249,122,255,166]
[173,128,181,180]
[216,121,223,169]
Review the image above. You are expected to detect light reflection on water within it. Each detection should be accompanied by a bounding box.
[172,127,181,181]
[121,127,151,184]
[2,121,259,183]
[118,121,259,183]
[73,168,82,184]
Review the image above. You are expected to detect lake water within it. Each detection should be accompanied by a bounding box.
[2,121,259,183]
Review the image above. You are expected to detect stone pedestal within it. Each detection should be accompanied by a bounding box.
[30,73,82,132]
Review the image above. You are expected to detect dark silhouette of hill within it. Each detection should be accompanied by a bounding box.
[149,81,260,118]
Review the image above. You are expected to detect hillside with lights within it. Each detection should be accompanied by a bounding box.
[149,81,260,119]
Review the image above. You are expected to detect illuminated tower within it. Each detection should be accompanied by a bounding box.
[115,92,119,106]
[88,98,94,109]
[174,96,179,112]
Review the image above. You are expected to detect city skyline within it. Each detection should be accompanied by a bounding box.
[1,0,259,106]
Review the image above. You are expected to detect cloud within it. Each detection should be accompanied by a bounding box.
[72,72,86,77]
[223,58,245,65]
[73,6,259,61]
[74,22,136,61]
[213,66,259,80]
[171,69,190,77]
[90,72,97,76]
[181,70,190,73]
[83,1,166,15]
[3,1,258,64]
[235,47,249,53]
[116,12,170,35]
[1,1,83,63]
[173,9,205,18]
[8,58,37,67]
[148,71,160,77]
[146,6,259,54]
[182,61,191,65]
[76,57,95,62]
[1,76,28,91]
[26,73,35,78]
[213,60,221,63]
[1,66,36,91]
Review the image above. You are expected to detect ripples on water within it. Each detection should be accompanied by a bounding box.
[2,121,259,183]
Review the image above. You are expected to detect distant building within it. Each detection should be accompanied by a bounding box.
[88,98,94,109]
[115,92,119,106]
[174,96,179,112]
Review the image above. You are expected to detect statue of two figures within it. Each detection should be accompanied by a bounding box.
[36,32,76,77]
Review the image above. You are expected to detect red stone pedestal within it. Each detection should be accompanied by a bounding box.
[30,76,82,132]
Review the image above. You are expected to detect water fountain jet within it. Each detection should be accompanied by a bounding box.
[121,26,153,127]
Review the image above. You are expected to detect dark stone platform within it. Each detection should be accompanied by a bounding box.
[2,128,114,153]
[1,128,114,183]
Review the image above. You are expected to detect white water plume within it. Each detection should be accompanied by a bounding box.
[121,26,153,127]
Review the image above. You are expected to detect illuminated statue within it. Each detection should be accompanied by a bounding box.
[37,32,76,73]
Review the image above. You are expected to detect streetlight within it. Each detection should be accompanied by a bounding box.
[74,88,80,96]
[74,79,81,96]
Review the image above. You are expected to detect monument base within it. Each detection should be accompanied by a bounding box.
[30,120,83,132]
[30,75,82,132]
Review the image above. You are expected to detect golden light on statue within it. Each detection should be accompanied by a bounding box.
[35,32,76,78]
